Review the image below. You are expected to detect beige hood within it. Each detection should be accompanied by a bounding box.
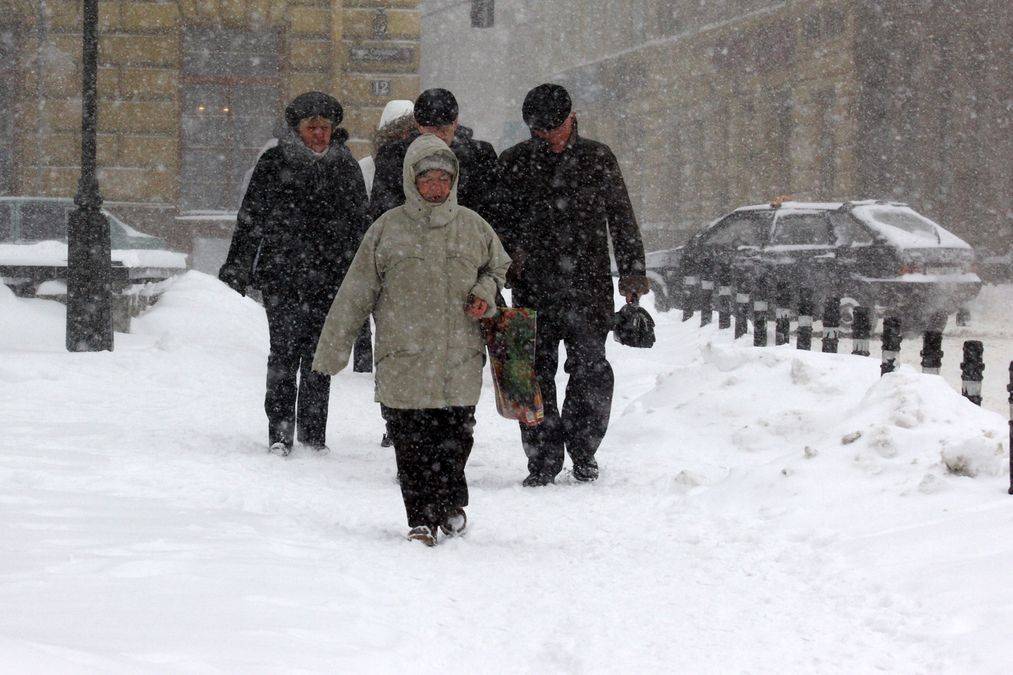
[401,134,460,228]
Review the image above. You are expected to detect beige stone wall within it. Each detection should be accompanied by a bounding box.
[853,1,1011,254]
[6,0,420,246]
[546,1,863,251]
[421,0,1008,255]
[338,1,421,159]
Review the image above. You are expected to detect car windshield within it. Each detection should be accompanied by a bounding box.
[20,201,72,241]
[106,212,166,250]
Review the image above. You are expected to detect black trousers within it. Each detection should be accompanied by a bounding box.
[352,320,373,373]
[263,285,333,447]
[521,305,614,478]
[382,405,475,530]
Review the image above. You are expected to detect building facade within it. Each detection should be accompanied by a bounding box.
[421,0,1010,255]
[0,0,421,267]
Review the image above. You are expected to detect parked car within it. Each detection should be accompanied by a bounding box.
[646,200,982,330]
[978,249,1013,283]
[0,197,187,328]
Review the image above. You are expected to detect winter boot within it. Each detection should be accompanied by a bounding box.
[440,507,467,537]
[407,525,437,547]
[269,442,292,457]
[380,433,393,448]
[522,471,554,487]
[305,442,330,455]
[572,459,599,482]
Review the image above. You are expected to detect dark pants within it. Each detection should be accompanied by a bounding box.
[521,305,614,478]
[352,320,373,373]
[382,405,475,530]
[263,285,333,447]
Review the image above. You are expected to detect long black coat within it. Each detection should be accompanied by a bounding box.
[368,125,498,222]
[489,127,646,322]
[221,129,369,296]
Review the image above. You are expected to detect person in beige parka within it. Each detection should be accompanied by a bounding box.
[313,134,511,546]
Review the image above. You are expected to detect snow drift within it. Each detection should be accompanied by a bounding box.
[1,272,1010,672]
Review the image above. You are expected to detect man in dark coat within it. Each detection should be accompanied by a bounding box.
[219,91,369,456]
[368,88,498,222]
[490,83,650,486]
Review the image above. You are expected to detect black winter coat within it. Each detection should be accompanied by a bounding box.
[368,125,498,222]
[489,127,646,321]
[220,130,369,295]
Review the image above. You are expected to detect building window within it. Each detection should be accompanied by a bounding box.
[814,89,837,197]
[180,28,282,211]
[803,7,845,43]
[0,29,16,195]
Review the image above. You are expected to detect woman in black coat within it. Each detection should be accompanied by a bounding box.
[219,91,369,456]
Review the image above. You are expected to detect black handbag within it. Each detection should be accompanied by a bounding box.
[613,298,656,348]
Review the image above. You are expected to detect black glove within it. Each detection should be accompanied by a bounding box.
[218,265,249,296]
[505,250,526,288]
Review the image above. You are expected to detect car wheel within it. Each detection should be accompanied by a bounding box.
[838,297,858,328]
[839,295,875,329]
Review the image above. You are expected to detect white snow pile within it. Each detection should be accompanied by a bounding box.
[639,343,1005,494]
[130,270,268,359]
[0,282,66,352]
[1,272,1011,672]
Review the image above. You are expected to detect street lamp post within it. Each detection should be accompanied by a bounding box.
[66,0,113,352]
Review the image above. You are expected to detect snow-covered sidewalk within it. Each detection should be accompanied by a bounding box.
[1,273,1010,672]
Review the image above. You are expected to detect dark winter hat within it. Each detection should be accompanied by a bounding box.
[522,83,572,131]
[414,88,459,127]
[285,91,343,128]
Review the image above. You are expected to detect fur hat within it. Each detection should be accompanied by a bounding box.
[285,91,343,128]
[522,83,572,131]
[414,88,459,127]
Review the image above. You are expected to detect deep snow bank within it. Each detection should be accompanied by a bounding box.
[0,283,66,352]
[130,271,268,358]
[2,271,1012,672]
[628,338,1008,506]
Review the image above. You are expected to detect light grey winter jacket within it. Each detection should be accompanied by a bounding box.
[312,134,511,409]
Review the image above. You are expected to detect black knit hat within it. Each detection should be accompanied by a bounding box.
[414,88,459,127]
[522,83,572,131]
[285,91,343,128]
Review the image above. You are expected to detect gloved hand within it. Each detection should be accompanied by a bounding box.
[218,265,249,296]
[619,275,651,303]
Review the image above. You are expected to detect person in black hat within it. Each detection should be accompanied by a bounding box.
[368,88,498,223]
[218,91,369,456]
[488,83,649,486]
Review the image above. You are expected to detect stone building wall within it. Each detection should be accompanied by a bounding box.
[421,0,1010,255]
[1,0,422,260]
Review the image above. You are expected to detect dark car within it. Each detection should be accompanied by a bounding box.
[0,196,186,291]
[0,197,187,329]
[646,200,982,329]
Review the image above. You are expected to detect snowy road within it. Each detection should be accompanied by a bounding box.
[1,274,1011,673]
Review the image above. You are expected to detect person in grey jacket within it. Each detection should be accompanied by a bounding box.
[313,134,511,547]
